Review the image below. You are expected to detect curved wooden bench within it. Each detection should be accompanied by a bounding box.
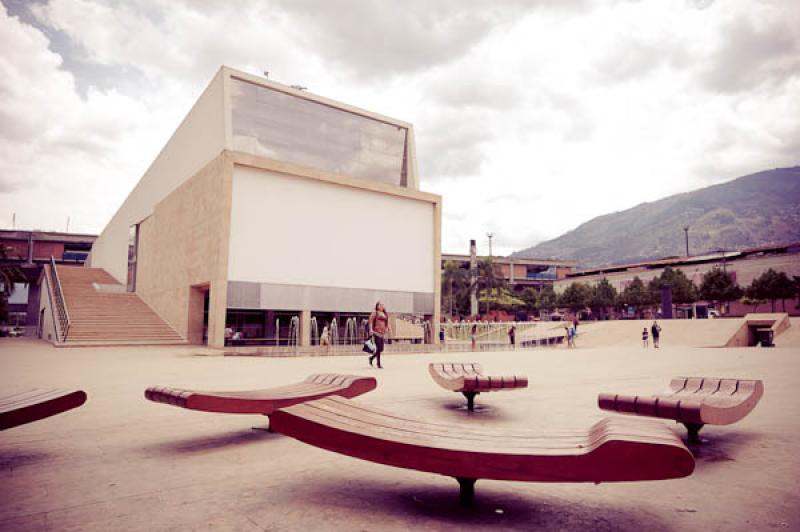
[428,362,528,411]
[145,374,376,417]
[270,396,695,504]
[0,389,88,430]
[598,377,764,442]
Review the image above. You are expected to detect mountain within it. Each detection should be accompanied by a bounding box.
[513,167,800,268]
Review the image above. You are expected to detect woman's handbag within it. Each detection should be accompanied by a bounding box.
[362,336,377,354]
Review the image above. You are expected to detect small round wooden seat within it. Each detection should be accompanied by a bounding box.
[428,362,528,411]
[599,377,764,442]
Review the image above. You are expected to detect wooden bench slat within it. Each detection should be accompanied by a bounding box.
[270,397,695,500]
[144,374,377,415]
[295,399,687,454]
[0,389,88,430]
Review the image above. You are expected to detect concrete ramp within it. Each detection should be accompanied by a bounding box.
[577,319,745,348]
[774,318,800,347]
[725,313,791,347]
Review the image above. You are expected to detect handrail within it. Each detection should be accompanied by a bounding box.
[48,257,71,342]
[41,266,60,342]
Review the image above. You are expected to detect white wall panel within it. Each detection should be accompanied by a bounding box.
[228,166,435,293]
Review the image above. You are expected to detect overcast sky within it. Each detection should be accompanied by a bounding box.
[1,0,798,256]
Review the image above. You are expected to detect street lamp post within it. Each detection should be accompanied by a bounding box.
[683,226,690,257]
[486,233,495,318]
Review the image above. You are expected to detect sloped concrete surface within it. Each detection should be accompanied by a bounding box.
[0,336,798,531]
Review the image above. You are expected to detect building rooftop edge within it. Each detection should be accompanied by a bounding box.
[566,240,800,278]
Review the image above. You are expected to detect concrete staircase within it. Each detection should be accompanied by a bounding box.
[56,265,185,346]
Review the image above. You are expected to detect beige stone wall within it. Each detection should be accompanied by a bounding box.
[136,152,233,347]
[91,68,227,283]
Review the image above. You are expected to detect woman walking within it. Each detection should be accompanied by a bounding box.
[368,302,392,368]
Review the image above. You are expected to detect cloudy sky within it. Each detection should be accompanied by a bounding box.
[1,0,798,256]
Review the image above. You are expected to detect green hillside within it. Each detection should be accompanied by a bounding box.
[513,167,800,267]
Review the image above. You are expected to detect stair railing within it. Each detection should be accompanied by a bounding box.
[49,257,71,342]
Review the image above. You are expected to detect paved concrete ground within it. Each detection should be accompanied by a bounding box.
[1,334,798,531]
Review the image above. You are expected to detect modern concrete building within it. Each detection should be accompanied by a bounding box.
[88,66,441,348]
[0,229,96,335]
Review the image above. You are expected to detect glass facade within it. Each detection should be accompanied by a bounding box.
[230,77,409,186]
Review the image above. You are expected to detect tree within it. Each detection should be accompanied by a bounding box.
[519,287,538,313]
[699,267,742,312]
[648,267,697,305]
[589,278,617,319]
[747,269,795,312]
[619,277,653,317]
[441,260,469,318]
[742,283,767,313]
[0,244,27,325]
[558,282,591,313]
[477,258,506,316]
[536,285,558,314]
[479,287,525,311]
[794,276,800,311]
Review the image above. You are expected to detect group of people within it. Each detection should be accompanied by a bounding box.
[564,319,578,348]
[643,321,662,348]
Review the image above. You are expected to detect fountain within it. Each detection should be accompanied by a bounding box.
[288,316,300,347]
[330,318,339,347]
[344,317,358,345]
[310,317,319,346]
[422,320,433,344]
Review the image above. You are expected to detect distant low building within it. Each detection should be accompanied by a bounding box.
[555,242,800,316]
[442,254,576,291]
[0,229,96,335]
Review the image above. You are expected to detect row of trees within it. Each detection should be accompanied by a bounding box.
[441,258,800,319]
[551,267,800,318]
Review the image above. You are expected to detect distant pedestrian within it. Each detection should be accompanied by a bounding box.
[651,321,661,348]
[569,324,577,347]
[471,323,478,351]
[573,317,579,332]
[642,327,649,348]
[368,302,392,368]
[508,325,516,348]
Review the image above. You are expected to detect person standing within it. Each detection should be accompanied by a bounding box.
[642,327,649,348]
[508,325,516,348]
[368,302,392,368]
[470,323,478,351]
[651,321,661,348]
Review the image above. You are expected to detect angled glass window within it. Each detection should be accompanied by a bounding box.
[230,78,408,186]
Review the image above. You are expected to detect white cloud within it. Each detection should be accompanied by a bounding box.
[0,0,797,258]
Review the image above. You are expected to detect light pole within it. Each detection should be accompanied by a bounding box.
[485,233,496,318]
[683,226,690,257]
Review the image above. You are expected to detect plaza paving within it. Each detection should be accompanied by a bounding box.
[1,328,799,531]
